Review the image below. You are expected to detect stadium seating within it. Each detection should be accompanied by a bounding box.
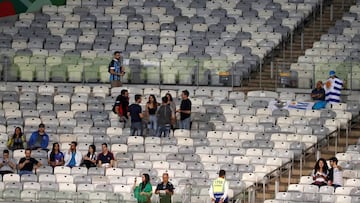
[1,0,359,201]
[267,132,360,203]
[291,2,360,89]
[0,83,354,202]
[0,0,320,86]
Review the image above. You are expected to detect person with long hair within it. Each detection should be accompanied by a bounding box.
[165,93,176,113]
[311,158,329,187]
[48,143,64,167]
[146,94,159,136]
[133,173,152,203]
[7,127,26,150]
[81,145,97,168]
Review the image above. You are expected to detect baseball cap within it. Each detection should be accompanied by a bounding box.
[329,157,338,162]
[329,70,335,76]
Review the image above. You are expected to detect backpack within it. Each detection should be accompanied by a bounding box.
[112,99,121,114]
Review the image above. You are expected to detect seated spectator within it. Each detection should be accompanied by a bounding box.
[97,143,114,168]
[328,157,343,188]
[0,149,16,175]
[18,148,42,176]
[311,158,329,187]
[81,144,97,168]
[48,143,64,167]
[311,81,325,101]
[7,127,26,150]
[64,141,82,168]
[28,123,49,151]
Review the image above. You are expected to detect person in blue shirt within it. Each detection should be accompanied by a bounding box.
[311,81,325,101]
[48,143,64,168]
[28,123,49,151]
[109,51,125,87]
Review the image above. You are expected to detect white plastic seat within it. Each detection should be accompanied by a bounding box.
[57,111,74,119]
[113,184,132,193]
[58,183,76,192]
[233,156,250,165]
[287,184,304,192]
[106,127,122,137]
[55,174,74,183]
[71,167,88,176]
[111,144,128,153]
[176,137,193,146]
[222,131,239,140]
[336,186,354,197]
[207,131,223,139]
[77,183,94,192]
[303,184,319,193]
[301,135,317,148]
[127,136,144,145]
[54,94,71,104]
[38,174,56,183]
[299,176,313,184]
[245,148,263,157]
[3,174,20,182]
[54,166,71,175]
[275,192,291,201]
[335,195,352,203]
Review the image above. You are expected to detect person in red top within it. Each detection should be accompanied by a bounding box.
[97,143,114,168]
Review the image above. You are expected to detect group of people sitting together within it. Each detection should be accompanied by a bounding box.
[113,89,192,136]
[0,123,118,176]
[311,70,344,109]
[311,157,343,189]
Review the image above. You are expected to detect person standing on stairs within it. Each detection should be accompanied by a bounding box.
[109,51,125,87]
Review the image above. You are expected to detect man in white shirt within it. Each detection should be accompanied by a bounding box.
[64,141,82,167]
[209,170,229,203]
[328,157,343,189]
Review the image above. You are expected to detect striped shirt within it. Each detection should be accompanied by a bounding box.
[324,77,343,103]
[109,59,122,81]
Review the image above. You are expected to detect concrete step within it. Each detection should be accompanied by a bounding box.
[256,191,276,200]
[243,1,348,90]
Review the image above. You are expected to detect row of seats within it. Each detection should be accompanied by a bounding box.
[0,0,320,86]
[292,2,360,89]
[265,132,360,202]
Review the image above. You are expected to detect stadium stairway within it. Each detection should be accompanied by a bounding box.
[237,0,354,92]
[255,120,360,202]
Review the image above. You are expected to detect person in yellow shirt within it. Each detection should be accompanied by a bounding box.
[209,170,229,203]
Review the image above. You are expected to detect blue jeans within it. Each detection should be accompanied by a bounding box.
[179,117,191,130]
[19,170,33,176]
[214,193,228,203]
[332,184,341,189]
[131,122,143,136]
[148,115,157,135]
[156,124,171,137]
